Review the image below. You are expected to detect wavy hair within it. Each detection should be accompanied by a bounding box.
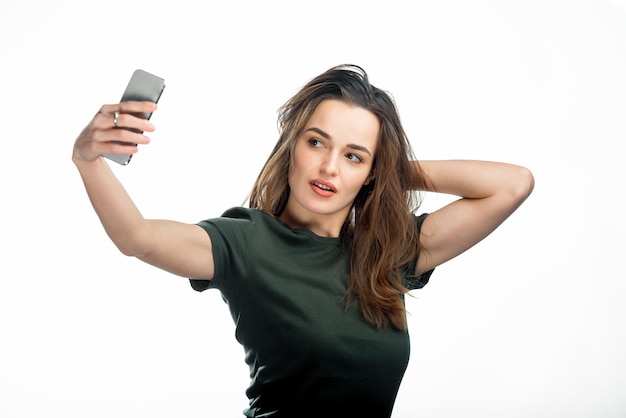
[248,65,429,329]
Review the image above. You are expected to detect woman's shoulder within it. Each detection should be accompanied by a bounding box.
[198,207,280,234]
[219,206,261,220]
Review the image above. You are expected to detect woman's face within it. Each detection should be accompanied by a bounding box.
[280,99,380,237]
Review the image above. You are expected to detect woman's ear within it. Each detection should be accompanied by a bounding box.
[364,172,376,186]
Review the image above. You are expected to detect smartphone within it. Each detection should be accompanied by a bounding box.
[103,69,166,165]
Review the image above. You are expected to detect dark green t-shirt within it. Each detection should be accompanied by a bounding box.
[190,207,433,417]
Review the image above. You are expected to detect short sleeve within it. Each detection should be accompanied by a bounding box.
[189,207,255,293]
[404,213,435,290]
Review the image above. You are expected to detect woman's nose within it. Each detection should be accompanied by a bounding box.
[320,154,339,176]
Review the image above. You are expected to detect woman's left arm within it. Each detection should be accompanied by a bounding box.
[412,160,534,275]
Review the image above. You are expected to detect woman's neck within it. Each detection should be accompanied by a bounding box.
[278,209,345,238]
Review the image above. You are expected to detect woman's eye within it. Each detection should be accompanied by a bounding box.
[308,138,324,147]
[346,153,362,163]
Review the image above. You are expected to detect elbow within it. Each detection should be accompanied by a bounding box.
[115,242,147,258]
[511,165,535,204]
[109,230,152,258]
[117,245,143,258]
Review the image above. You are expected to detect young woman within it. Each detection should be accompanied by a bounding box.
[73,64,534,417]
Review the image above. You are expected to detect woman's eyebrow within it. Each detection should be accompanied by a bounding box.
[346,143,372,156]
[305,127,330,139]
[305,127,372,156]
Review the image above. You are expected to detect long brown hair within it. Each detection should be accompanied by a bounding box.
[248,65,429,330]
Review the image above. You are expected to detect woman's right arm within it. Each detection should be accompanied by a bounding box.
[72,101,214,280]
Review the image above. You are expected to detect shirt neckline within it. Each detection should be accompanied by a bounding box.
[256,209,342,246]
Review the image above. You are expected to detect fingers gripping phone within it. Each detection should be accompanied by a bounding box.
[103,69,166,165]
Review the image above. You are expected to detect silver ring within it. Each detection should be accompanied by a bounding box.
[113,111,119,128]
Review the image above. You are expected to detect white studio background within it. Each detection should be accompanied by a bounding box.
[1,1,624,417]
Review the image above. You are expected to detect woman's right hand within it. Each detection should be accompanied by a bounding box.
[72,101,157,164]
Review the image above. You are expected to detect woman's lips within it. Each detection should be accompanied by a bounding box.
[310,179,337,197]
